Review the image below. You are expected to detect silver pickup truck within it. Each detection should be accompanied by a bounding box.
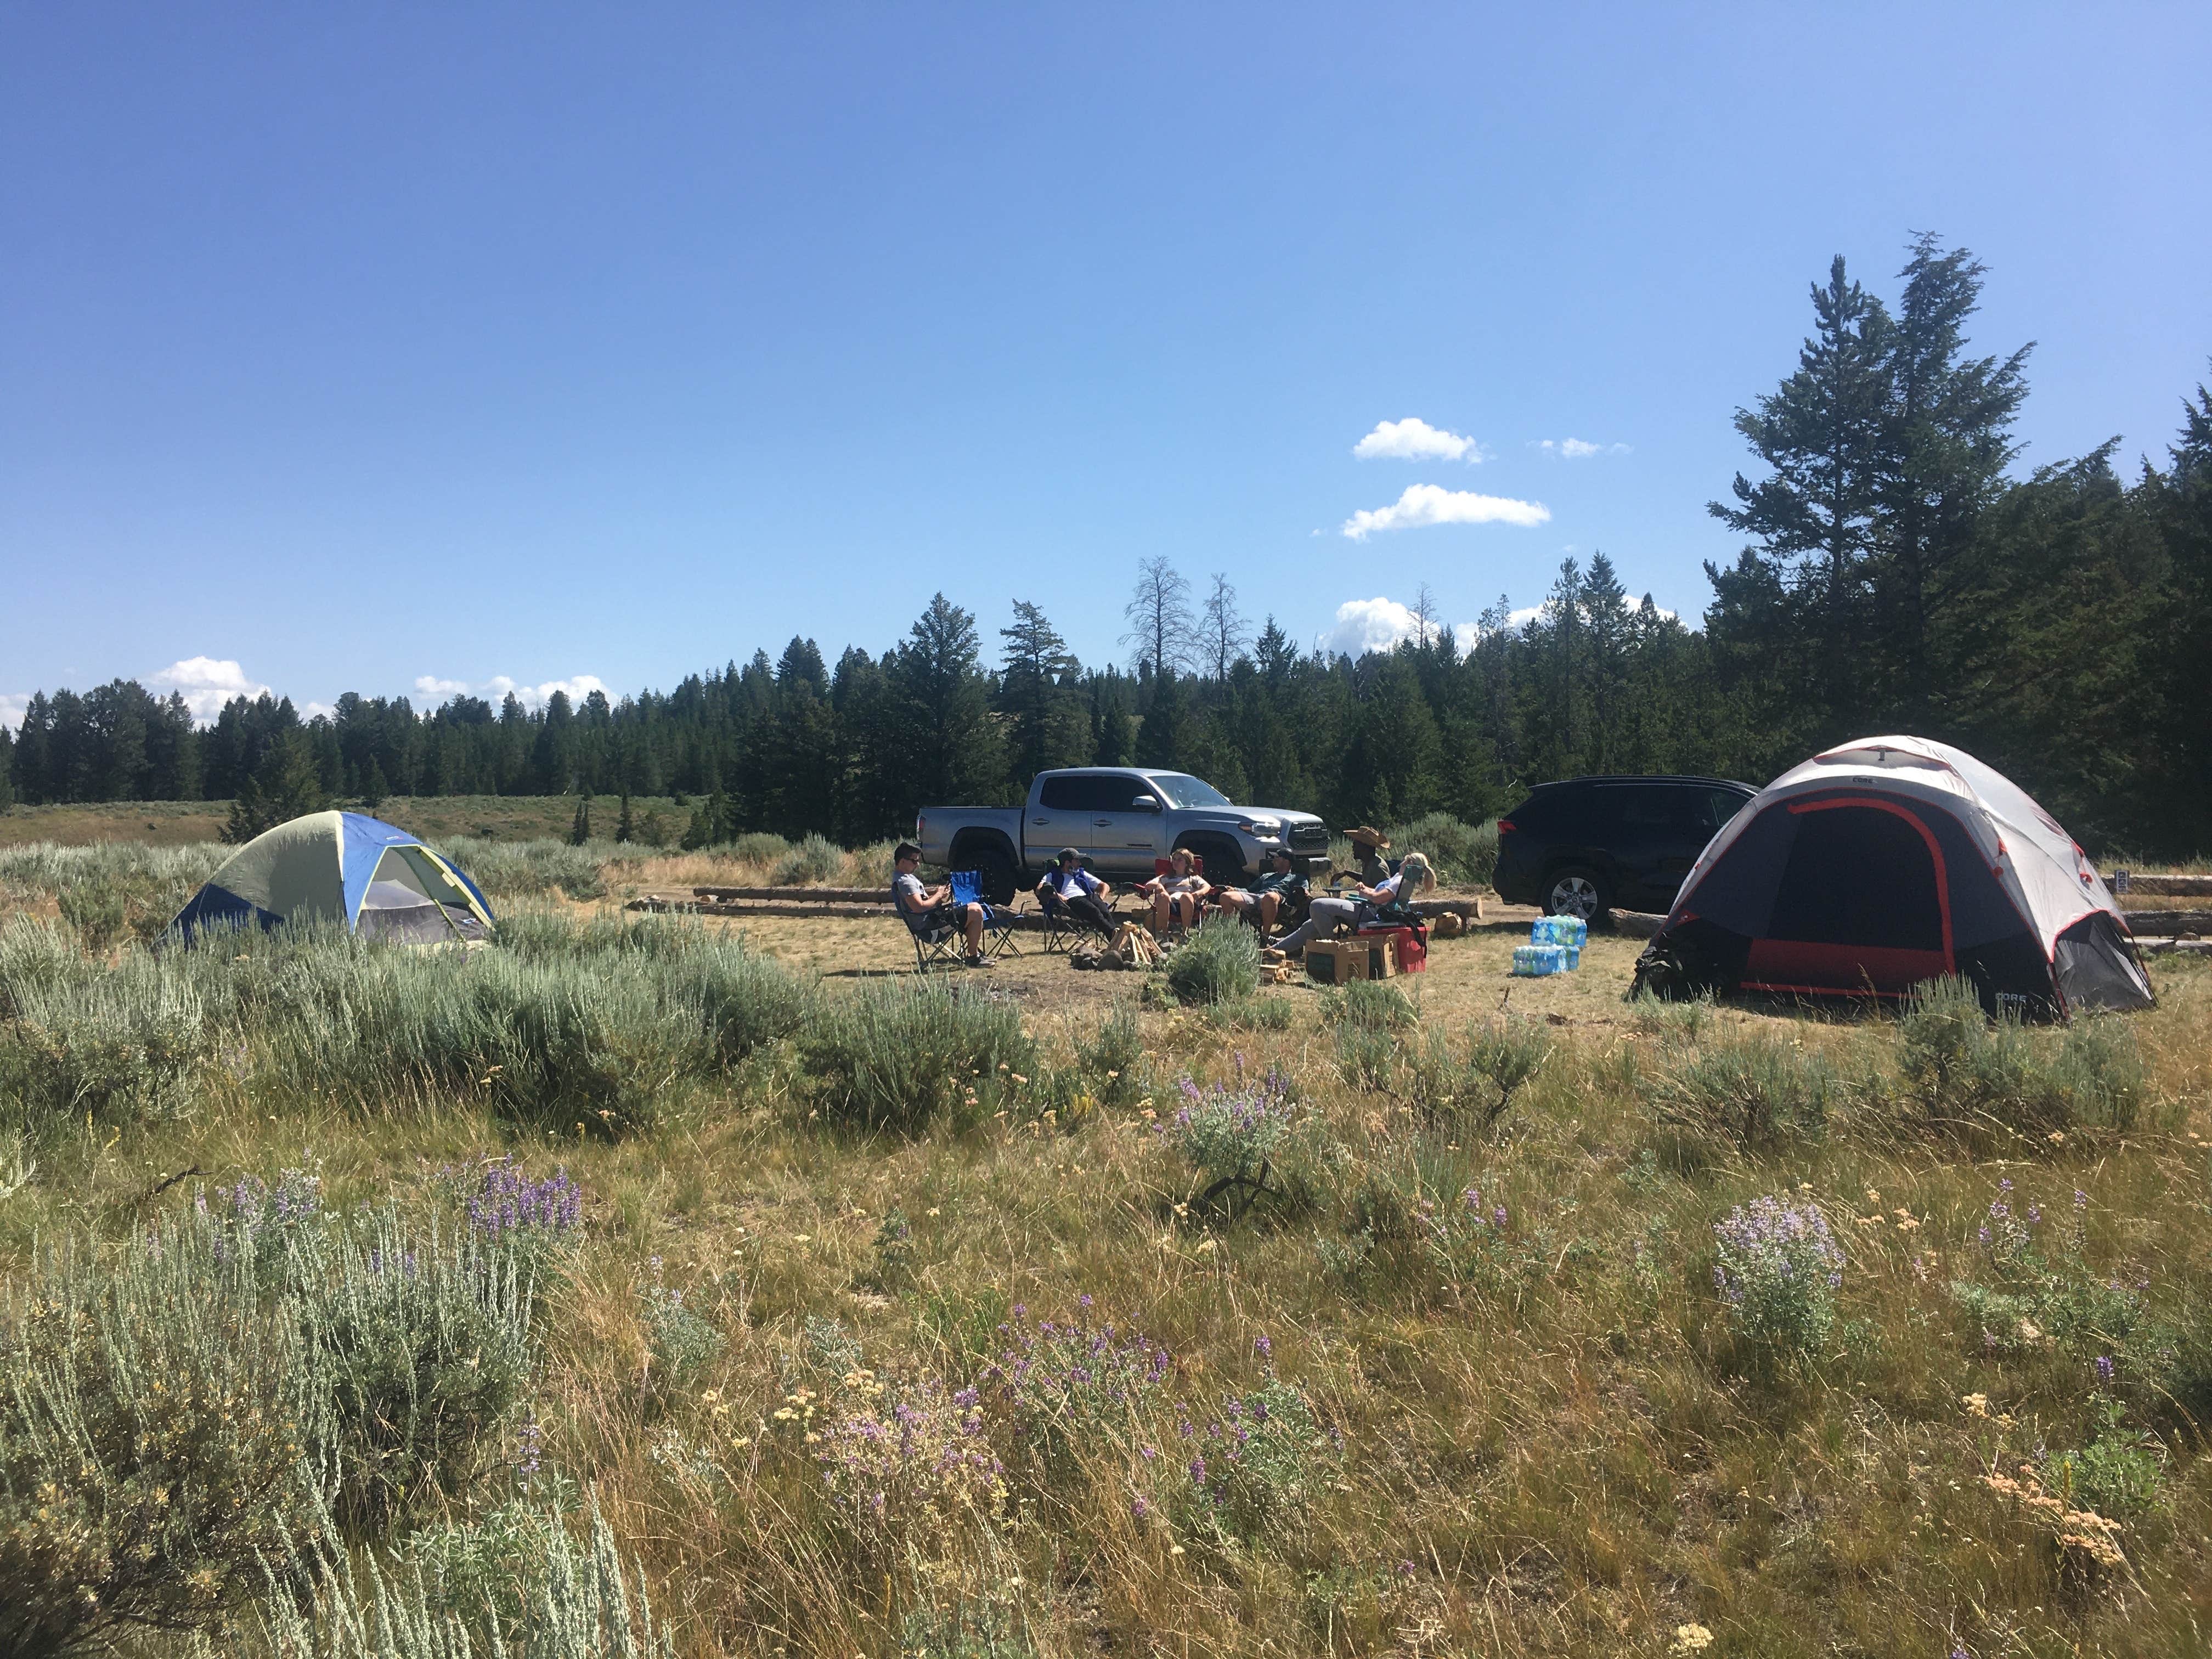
[916,768,1331,903]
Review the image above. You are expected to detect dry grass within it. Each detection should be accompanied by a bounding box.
[3,839,2210,1657]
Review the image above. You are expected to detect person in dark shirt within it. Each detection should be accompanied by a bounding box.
[1214,845,1308,941]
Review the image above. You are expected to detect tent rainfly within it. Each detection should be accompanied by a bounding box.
[1632,736,2152,1017]
[171,811,495,945]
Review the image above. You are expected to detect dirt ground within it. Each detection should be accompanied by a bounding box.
[633,897,1743,1036]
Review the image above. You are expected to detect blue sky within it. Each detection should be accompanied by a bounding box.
[4,3,2207,725]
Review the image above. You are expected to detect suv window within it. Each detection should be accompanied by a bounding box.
[1611,786,1680,827]
[1689,788,1748,830]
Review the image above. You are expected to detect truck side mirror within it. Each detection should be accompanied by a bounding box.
[1130,795,1162,812]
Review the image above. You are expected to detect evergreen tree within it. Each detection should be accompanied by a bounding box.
[894,593,1003,810]
[997,600,1087,786]
[0,727,14,810]
[1872,235,2032,721]
[1709,255,1893,737]
[361,758,389,809]
[223,730,328,843]
[616,790,634,843]
[570,795,592,846]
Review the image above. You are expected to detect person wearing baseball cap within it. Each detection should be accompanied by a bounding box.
[1034,846,1115,935]
[1213,844,1308,942]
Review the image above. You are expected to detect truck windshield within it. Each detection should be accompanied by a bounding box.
[1145,772,1232,809]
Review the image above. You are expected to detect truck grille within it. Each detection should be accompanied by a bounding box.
[1290,823,1330,853]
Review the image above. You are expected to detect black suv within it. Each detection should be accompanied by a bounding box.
[1493,775,1757,919]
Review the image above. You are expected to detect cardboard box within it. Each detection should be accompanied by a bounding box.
[1305,935,1398,984]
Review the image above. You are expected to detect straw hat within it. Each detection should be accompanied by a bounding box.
[1345,826,1391,849]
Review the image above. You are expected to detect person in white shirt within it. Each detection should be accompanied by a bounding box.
[1035,848,1115,934]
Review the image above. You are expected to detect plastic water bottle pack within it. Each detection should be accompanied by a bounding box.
[1512,943,1567,977]
[1518,915,1585,972]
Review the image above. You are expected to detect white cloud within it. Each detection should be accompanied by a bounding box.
[151,657,272,723]
[1353,417,1486,463]
[0,694,29,732]
[1321,597,1421,657]
[415,673,611,709]
[1340,484,1550,540]
[1534,438,1630,459]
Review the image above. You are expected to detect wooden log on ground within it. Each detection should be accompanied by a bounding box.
[2110,873,2212,899]
[1611,910,1667,939]
[691,885,887,904]
[2136,936,2212,954]
[2120,910,2212,936]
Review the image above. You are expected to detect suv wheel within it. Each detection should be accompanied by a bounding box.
[1544,866,1611,919]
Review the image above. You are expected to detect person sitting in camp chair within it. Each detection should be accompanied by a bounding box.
[1334,826,1392,889]
[1213,846,1308,942]
[1035,848,1115,936]
[1269,851,1435,958]
[892,842,990,968]
[1137,847,1212,934]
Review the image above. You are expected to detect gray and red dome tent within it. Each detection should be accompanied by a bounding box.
[1633,736,2152,1016]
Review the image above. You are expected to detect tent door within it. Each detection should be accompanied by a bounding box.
[1741,797,1954,995]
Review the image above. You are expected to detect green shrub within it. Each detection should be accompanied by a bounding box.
[0,959,212,1145]
[799,979,1035,1132]
[640,1279,723,1385]
[726,831,792,866]
[1201,997,1294,1032]
[289,1210,537,1534]
[1074,1002,1144,1103]
[2049,1395,2166,1517]
[1387,812,1498,888]
[1900,976,2143,1141]
[1325,979,1418,1031]
[0,1218,319,1656]
[1338,1016,1551,1136]
[1658,1030,1835,1152]
[264,1498,673,1658]
[1711,1195,1844,1361]
[1178,1373,1340,1543]
[458,839,609,901]
[772,832,845,885]
[1164,916,1260,1006]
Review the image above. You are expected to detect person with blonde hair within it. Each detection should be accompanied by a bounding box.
[1137,845,1212,933]
[1268,849,1435,957]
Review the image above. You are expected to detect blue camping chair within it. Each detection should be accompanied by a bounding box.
[950,870,1020,960]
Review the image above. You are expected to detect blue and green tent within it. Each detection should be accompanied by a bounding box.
[171,811,495,944]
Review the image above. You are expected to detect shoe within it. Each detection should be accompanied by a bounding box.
[964,954,989,968]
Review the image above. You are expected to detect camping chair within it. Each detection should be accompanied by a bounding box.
[1147,851,1212,936]
[1036,862,1119,955]
[950,870,1020,960]
[893,879,967,973]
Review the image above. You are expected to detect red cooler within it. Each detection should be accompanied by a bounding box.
[1360,924,1426,973]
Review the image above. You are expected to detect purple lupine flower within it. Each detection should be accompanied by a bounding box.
[2095,1355,2115,1384]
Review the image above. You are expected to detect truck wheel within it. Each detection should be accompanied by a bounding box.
[1176,834,1248,885]
[970,847,1018,906]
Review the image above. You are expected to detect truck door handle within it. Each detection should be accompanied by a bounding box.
[1031,818,1049,826]
[1094,818,1116,827]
